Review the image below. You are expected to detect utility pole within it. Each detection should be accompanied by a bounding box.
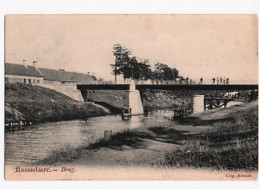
[110,63,118,84]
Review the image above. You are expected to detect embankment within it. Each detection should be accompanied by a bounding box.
[5,83,110,124]
[160,100,258,171]
[86,89,192,110]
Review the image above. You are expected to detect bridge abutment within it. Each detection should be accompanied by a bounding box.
[127,80,144,115]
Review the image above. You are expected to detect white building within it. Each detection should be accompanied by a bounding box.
[5,60,44,85]
[5,61,95,101]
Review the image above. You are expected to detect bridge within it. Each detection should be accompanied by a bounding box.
[77,84,258,91]
[77,82,258,115]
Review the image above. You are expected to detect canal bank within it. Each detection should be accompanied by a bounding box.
[5,83,112,125]
[37,100,258,171]
[86,89,192,111]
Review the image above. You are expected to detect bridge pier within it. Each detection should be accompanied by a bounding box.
[127,80,144,115]
[193,95,205,113]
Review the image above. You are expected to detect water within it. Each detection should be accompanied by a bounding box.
[5,110,174,166]
[5,100,241,166]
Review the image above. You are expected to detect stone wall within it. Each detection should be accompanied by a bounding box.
[39,82,84,102]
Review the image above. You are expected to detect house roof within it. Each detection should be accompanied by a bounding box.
[5,63,94,83]
[38,67,94,83]
[5,63,43,78]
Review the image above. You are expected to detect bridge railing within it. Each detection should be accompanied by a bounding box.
[78,79,258,87]
[95,79,193,85]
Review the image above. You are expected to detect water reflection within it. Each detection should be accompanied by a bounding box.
[5,110,173,165]
[120,114,143,129]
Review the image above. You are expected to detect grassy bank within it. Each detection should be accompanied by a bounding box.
[5,83,110,123]
[159,102,258,171]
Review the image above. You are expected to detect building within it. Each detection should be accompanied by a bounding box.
[38,67,95,84]
[5,60,44,85]
[5,61,95,101]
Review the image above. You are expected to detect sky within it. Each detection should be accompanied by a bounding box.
[5,14,258,84]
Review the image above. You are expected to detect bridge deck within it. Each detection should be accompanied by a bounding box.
[77,84,258,91]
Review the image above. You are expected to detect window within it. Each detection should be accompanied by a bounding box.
[33,79,35,83]
[28,79,31,84]
[24,79,26,84]
[37,80,40,83]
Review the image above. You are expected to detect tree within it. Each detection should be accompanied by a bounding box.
[121,57,152,81]
[111,44,131,84]
[119,56,133,83]
[135,59,152,80]
[171,68,179,80]
[111,45,153,83]
[153,62,167,82]
[153,62,179,82]
[111,44,182,84]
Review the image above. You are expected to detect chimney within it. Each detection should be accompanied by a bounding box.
[33,61,37,68]
[32,60,43,76]
[23,60,28,68]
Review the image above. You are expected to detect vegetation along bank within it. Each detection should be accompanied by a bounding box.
[5,83,110,124]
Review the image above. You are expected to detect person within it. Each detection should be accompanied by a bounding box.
[216,77,219,85]
[186,77,189,85]
[200,77,203,84]
[220,77,223,85]
[226,78,229,85]
[223,77,226,85]
[212,77,215,84]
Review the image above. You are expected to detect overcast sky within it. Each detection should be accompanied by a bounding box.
[5,15,258,84]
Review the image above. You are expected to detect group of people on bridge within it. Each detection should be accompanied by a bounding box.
[211,77,229,85]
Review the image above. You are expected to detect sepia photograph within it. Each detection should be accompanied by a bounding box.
[3,14,258,180]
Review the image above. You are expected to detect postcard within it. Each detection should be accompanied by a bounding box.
[4,14,258,180]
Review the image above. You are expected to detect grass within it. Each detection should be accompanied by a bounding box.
[142,89,192,110]
[85,89,193,111]
[5,83,109,123]
[36,145,86,165]
[158,104,258,171]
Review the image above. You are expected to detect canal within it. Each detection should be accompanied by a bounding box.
[5,100,243,166]
[5,110,174,166]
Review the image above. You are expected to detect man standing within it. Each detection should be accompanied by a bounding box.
[226,78,229,85]
[220,77,223,85]
[212,77,215,84]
